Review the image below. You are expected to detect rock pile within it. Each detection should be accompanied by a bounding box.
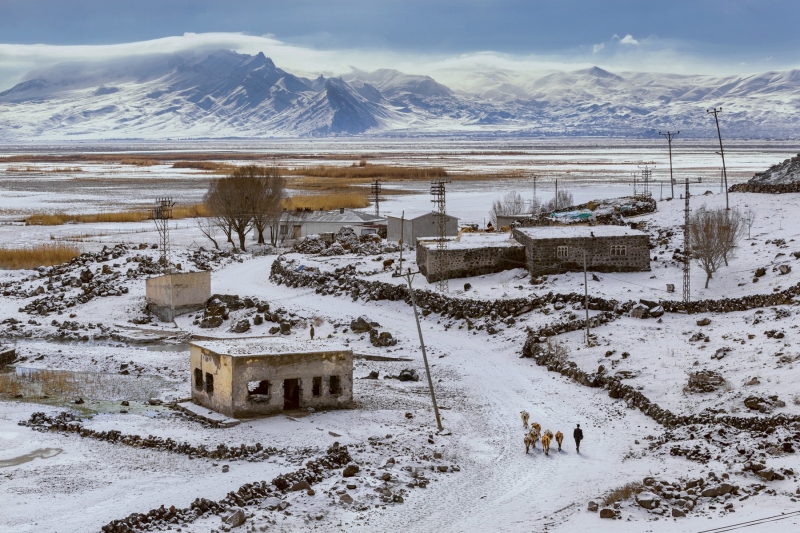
[293,228,399,257]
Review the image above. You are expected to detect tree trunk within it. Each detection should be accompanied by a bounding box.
[238,231,247,252]
[705,272,712,288]
[257,227,265,244]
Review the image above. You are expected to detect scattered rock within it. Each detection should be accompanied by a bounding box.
[222,508,246,527]
[231,319,251,333]
[290,480,311,491]
[342,464,360,478]
[672,508,686,518]
[696,318,711,326]
[599,508,615,518]
[397,369,419,382]
[635,491,661,510]
[588,501,599,512]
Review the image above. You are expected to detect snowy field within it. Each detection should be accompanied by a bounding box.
[1,139,800,533]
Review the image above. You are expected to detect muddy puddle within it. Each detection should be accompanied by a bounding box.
[0,448,63,468]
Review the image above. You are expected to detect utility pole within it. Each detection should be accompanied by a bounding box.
[683,179,691,304]
[371,178,381,217]
[431,177,452,292]
[637,165,654,199]
[707,108,729,209]
[658,130,679,199]
[554,179,558,210]
[402,269,443,431]
[583,248,590,346]
[151,197,175,267]
[532,174,538,213]
[397,211,404,274]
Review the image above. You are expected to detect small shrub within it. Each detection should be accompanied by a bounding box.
[602,482,645,506]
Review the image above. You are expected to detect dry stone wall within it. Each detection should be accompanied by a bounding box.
[416,242,525,282]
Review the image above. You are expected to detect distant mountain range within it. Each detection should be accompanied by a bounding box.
[1,49,799,139]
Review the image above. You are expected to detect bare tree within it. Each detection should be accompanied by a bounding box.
[205,166,270,252]
[743,209,756,240]
[543,189,574,212]
[715,208,746,266]
[195,217,220,250]
[689,207,733,288]
[489,191,525,226]
[249,166,285,245]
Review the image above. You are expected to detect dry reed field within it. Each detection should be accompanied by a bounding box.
[0,243,80,269]
[24,203,210,226]
[283,192,370,211]
[0,368,163,402]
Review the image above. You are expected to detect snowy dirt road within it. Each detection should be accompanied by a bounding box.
[209,259,673,532]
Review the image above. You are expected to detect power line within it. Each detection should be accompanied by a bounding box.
[658,130,679,199]
[707,107,730,210]
[696,510,800,533]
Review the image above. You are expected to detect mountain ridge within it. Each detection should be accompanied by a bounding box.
[1,50,799,139]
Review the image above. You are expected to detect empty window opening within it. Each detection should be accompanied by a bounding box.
[283,378,301,410]
[312,376,322,397]
[556,246,568,259]
[247,380,271,403]
[194,368,203,390]
[329,375,342,396]
[205,372,214,394]
[610,244,627,256]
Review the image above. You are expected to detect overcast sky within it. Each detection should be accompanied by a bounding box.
[1,0,798,90]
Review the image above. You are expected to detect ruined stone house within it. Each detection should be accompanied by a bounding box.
[145,271,211,321]
[190,338,353,418]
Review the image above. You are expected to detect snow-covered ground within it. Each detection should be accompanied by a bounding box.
[2,143,800,532]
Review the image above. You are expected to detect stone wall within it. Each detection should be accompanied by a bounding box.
[416,240,526,282]
[513,230,650,275]
[729,182,800,194]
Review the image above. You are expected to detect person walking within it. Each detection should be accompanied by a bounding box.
[310,325,315,340]
[574,424,584,453]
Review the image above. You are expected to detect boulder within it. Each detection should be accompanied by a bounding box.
[342,464,360,477]
[630,303,649,319]
[279,322,292,335]
[397,369,420,382]
[370,330,398,347]
[599,508,615,518]
[290,480,311,491]
[199,316,223,329]
[253,314,263,326]
[635,491,661,510]
[672,508,686,517]
[231,319,251,333]
[339,493,354,504]
[649,305,665,318]
[261,497,282,511]
[701,483,734,497]
[350,316,374,333]
[696,317,711,326]
[587,501,599,512]
[222,508,246,527]
[779,264,792,275]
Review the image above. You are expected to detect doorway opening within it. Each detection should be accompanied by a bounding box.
[283,378,300,410]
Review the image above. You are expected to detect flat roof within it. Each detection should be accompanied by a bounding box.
[386,211,458,221]
[191,338,350,357]
[419,231,522,250]
[514,225,647,239]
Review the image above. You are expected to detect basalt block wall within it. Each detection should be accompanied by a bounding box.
[512,229,651,275]
[417,241,526,282]
[190,344,353,418]
[146,271,211,321]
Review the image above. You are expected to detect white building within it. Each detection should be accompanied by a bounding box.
[279,209,385,242]
[386,211,459,244]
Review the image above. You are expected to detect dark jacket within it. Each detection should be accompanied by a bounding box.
[574,428,584,441]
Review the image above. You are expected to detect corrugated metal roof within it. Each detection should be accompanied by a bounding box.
[281,209,386,224]
[385,210,458,221]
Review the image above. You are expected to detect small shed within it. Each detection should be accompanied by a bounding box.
[386,211,459,243]
[279,209,385,242]
[416,232,525,282]
[190,338,353,418]
[146,271,211,322]
[512,225,651,275]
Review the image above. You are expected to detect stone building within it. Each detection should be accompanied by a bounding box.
[146,271,211,321]
[279,208,385,242]
[386,211,459,244]
[189,338,353,418]
[512,226,650,275]
[417,232,526,282]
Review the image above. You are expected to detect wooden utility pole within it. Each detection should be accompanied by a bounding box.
[707,108,729,209]
[397,211,405,273]
[659,130,679,199]
[402,269,443,431]
[583,249,590,346]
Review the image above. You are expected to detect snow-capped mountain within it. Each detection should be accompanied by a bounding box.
[1,49,799,139]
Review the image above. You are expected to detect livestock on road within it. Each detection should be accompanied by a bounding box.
[541,431,552,456]
[555,431,564,451]
[520,410,530,429]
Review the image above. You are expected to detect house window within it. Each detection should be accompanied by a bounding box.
[205,373,214,394]
[556,245,568,259]
[329,375,342,396]
[280,224,288,235]
[247,380,271,402]
[194,368,203,390]
[610,245,627,256]
[312,376,322,396]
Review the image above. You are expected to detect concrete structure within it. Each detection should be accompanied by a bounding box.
[417,232,526,282]
[190,338,353,418]
[386,211,459,244]
[512,226,650,275]
[146,271,211,322]
[279,209,385,242]
[496,214,533,228]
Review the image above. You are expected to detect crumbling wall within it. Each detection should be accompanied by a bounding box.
[146,271,211,321]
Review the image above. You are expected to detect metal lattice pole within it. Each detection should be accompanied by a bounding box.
[431,177,452,292]
[152,197,175,267]
[371,178,381,217]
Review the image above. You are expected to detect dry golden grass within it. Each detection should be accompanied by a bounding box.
[24,203,210,226]
[0,243,80,270]
[283,193,370,211]
[119,158,158,166]
[6,166,82,173]
[284,164,448,180]
[172,161,237,172]
[602,482,645,506]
